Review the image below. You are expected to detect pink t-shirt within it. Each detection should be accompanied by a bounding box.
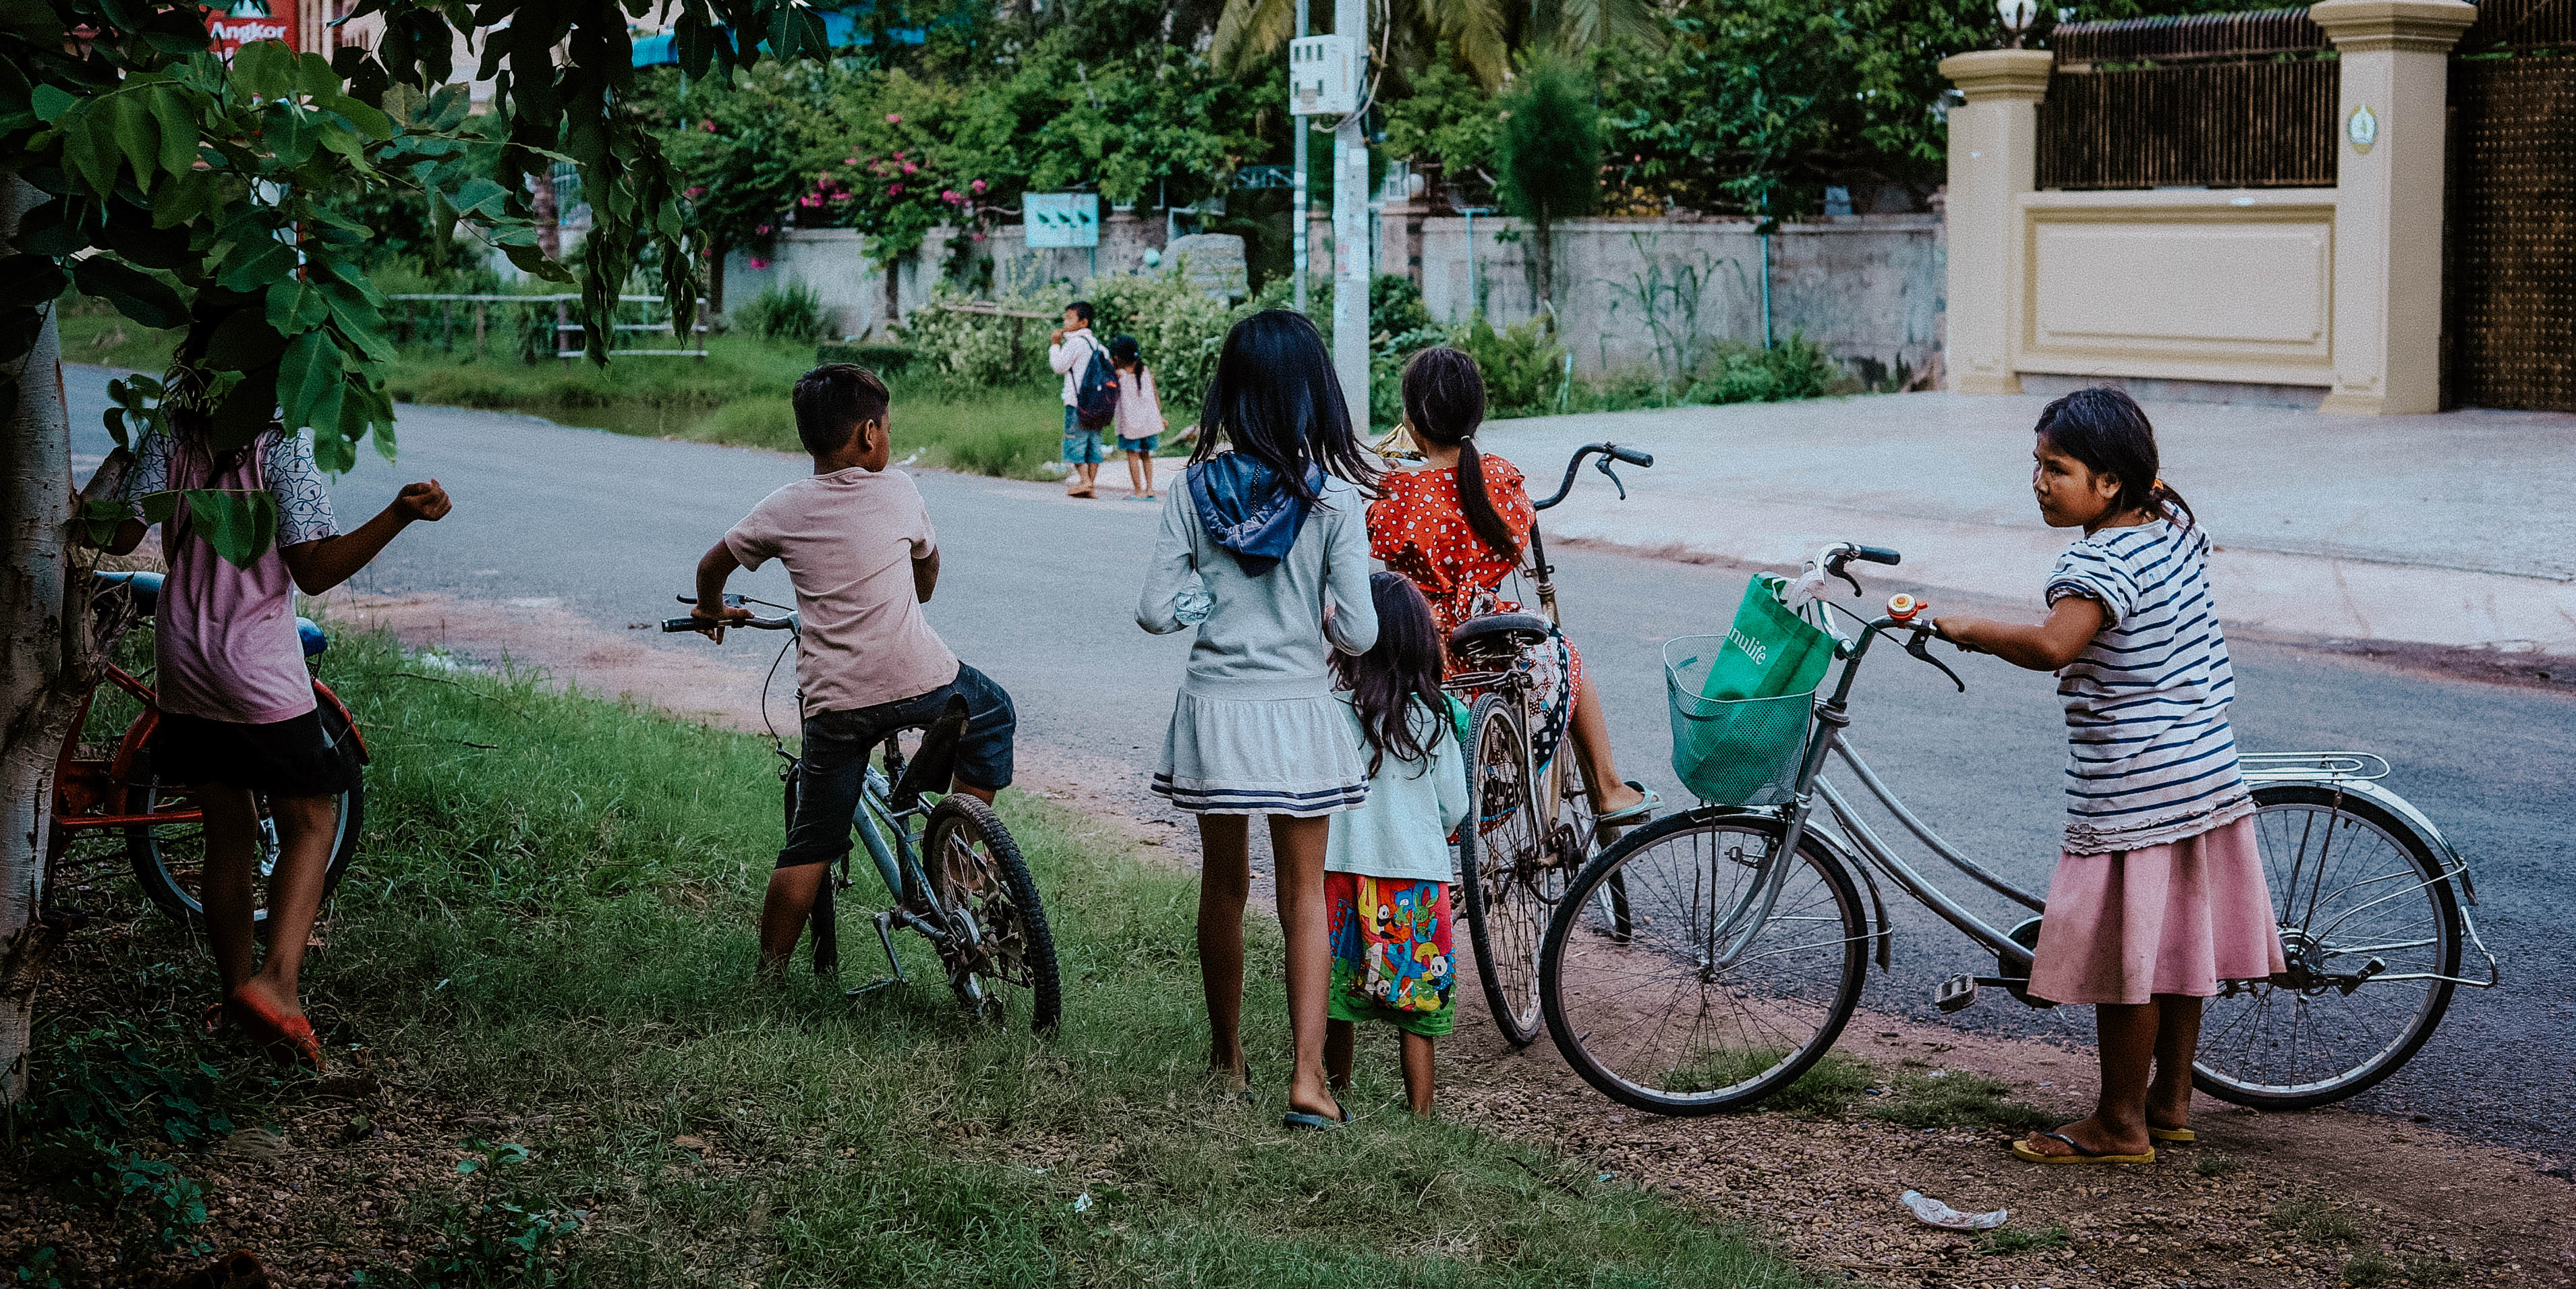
[723,466,958,716]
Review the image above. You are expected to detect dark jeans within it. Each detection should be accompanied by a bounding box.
[775,662,1015,871]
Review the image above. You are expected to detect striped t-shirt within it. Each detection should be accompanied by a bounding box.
[2047,518,2254,855]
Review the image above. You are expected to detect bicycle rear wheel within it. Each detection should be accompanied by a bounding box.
[1460,691,1558,1047]
[2193,786,2463,1110]
[1541,811,1868,1115]
[923,795,1062,1035]
[127,700,365,930]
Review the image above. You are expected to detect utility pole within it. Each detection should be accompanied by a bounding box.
[1329,0,1369,420]
[1291,0,1309,317]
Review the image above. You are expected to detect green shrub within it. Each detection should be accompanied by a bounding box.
[1684,333,1839,405]
[1455,314,1570,414]
[1087,264,1241,413]
[736,280,826,345]
[893,279,1062,391]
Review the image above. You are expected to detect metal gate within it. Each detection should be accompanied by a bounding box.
[2446,0,2576,411]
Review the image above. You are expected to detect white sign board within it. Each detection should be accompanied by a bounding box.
[1024,193,1100,249]
[1289,35,1361,117]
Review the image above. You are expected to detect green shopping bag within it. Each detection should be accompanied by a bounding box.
[1700,574,1835,702]
[1662,575,1835,805]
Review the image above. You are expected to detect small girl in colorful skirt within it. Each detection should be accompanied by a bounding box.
[1322,573,1469,1115]
[1937,386,2285,1166]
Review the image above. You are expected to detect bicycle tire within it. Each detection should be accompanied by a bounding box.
[923,795,1062,1035]
[1460,691,1555,1048]
[2192,784,2464,1110]
[1540,810,1869,1116]
[127,696,365,930]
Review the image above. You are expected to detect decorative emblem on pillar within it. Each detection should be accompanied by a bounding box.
[2346,104,2378,154]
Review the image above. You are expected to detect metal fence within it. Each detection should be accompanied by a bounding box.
[2445,0,2576,411]
[387,293,708,362]
[2037,9,2338,191]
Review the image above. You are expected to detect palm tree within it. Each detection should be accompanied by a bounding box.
[1211,0,1659,90]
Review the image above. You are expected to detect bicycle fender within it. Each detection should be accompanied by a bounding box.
[312,681,370,766]
[2256,776,2478,907]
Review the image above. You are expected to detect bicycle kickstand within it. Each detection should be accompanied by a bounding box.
[845,910,909,1000]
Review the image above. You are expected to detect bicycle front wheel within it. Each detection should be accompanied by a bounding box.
[127,700,365,930]
[2192,786,2464,1110]
[1460,691,1559,1047]
[1540,811,1868,1115]
[923,795,1062,1035]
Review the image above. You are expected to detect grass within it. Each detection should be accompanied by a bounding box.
[1865,1068,2057,1133]
[2194,1151,2244,1178]
[1974,1223,2069,1256]
[13,630,1812,1287]
[53,293,181,372]
[2270,1199,2362,1245]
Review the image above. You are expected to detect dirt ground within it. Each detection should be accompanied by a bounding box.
[284,588,2576,1289]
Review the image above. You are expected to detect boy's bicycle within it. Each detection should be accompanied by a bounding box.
[47,571,368,929]
[1442,442,1653,1047]
[1537,542,2498,1114]
[663,596,1062,1033]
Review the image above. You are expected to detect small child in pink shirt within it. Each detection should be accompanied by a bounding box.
[94,355,451,1072]
[1108,334,1168,500]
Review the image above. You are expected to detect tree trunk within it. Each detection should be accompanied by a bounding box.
[1532,205,1555,318]
[0,175,80,1103]
[708,241,728,316]
[531,167,561,261]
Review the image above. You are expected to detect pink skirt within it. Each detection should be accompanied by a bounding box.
[2028,815,2287,1006]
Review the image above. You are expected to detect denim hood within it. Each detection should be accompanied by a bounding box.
[1187,453,1325,577]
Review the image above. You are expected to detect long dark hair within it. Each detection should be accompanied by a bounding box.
[2034,386,2194,528]
[1109,333,1145,376]
[1191,310,1378,502]
[1334,572,1449,779]
[1401,346,1518,560]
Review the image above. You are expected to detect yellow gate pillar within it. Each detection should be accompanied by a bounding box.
[2310,0,2476,414]
[1937,49,2055,395]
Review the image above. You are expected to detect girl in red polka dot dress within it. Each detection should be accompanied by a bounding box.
[1367,347,1656,824]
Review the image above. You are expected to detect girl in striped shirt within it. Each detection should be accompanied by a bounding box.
[1937,386,2285,1167]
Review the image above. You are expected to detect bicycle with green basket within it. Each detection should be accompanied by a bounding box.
[1536,541,2498,1114]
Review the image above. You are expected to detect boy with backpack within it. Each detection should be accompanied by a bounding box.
[1050,301,1117,498]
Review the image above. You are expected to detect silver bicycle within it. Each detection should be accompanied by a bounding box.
[1537,541,2499,1115]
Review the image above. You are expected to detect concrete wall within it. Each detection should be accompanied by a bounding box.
[1384,212,1944,381]
[730,208,1945,383]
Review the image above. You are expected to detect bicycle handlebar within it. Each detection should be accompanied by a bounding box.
[662,615,794,633]
[1850,545,1900,566]
[1532,442,1653,510]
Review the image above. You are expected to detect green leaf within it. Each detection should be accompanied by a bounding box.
[0,0,65,42]
[266,279,331,335]
[147,87,200,178]
[500,239,575,284]
[446,175,507,218]
[71,257,187,329]
[233,40,294,101]
[323,94,393,142]
[103,92,159,192]
[149,169,215,230]
[0,254,67,310]
[274,328,343,432]
[30,83,75,123]
[60,107,121,200]
[178,488,279,569]
[214,235,297,293]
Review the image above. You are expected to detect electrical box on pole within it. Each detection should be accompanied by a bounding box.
[1288,36,1361,117]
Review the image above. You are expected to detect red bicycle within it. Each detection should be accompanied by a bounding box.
[48,571,368,928]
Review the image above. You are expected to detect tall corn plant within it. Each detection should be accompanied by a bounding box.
[0,0,828,1101]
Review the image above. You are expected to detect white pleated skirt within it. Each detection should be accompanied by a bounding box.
[1151,690,1371,817]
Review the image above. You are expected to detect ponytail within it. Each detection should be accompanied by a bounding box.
[1402,347,1521,561]
[2149,478,2196,529]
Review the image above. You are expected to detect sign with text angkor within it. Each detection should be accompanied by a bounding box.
[206,0,295,59]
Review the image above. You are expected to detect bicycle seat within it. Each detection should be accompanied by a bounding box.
[93,570,163,617]
[1448,612,1552,658]
[297,617,328,658]
[886,694,971,813]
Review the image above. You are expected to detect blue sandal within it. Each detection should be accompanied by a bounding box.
[1282,1105,1352,1130]
[1597,781,1661,826]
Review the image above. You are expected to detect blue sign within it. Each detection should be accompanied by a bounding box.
[1025,193,1101,249]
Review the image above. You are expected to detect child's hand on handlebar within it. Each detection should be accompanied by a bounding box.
[689,602,753,639]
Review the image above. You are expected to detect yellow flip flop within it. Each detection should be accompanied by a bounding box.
[2148,1125,2197,1144]
[2011,1131,2156,1166]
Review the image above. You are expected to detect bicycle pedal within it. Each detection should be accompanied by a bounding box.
[1935,973,1979,1013]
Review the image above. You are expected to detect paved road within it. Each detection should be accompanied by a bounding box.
[65,371,2576,1166]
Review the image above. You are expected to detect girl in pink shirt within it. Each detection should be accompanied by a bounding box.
[96,355,451,1070]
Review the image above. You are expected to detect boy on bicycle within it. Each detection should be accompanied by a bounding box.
[689,363,1017,977]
